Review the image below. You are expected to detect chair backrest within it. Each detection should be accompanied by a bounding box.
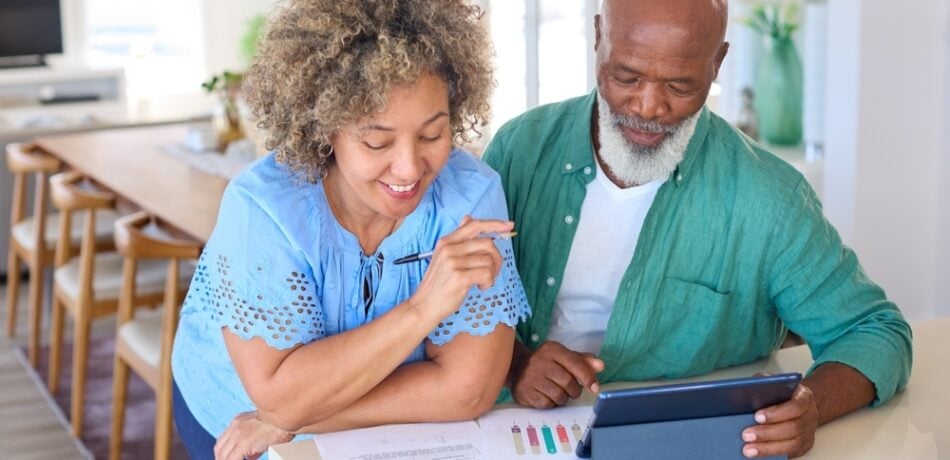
[114,210,201,359]
[49,171,116,301]
[5,142,61,254]
[113,211,201,460]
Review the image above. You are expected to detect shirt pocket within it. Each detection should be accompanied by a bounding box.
[649,277,736,373]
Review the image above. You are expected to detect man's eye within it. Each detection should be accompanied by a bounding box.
[617,77,638,85]
[669,85,692,96]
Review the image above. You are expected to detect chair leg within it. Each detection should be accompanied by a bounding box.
[5,251,20,338]
[69,309,91,437]
[26,261,45,367]
[47,296,65,394]
[109,357,130,460]
[154,375,174,460]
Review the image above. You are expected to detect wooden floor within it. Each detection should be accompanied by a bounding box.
[0,278,92,459]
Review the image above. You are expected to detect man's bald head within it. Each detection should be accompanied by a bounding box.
[598,0,728,61]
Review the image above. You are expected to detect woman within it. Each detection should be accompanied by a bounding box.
[169,1,530,458]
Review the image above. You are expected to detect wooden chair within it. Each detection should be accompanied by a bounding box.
[109,211,200,460]
[5,142,117,366]
[46,171,177,437]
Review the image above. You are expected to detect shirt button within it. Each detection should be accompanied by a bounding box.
[583,166,592,175]
[530,334,540,343]
[564,163,573,171]
[564,215,574,225]
[546,277,556,286]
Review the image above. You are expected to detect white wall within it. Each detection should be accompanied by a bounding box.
[938,4,950,316]
[824,0,950,320]
[200,0,276,76]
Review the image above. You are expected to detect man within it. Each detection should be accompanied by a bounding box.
[482,0,912,457]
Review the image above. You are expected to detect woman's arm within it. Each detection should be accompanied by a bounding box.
[225,218,513,431]
[297,324,515,433]
[214,324,516,460]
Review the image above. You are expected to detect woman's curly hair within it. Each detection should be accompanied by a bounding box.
[243,0,494,182]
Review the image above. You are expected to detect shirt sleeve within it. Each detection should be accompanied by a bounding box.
[768,178,912,406]
[428,172,531,346]
[187,182,326,350]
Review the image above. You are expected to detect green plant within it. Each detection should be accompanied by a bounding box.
[201,70,243,94]
[742,1,800,40]
[241,13,266,65]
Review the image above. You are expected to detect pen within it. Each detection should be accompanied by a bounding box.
[393,231,517,265]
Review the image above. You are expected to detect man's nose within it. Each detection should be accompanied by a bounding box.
[629,84,669,121]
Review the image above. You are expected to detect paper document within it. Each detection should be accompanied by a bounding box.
[478,406,593,459]
[313,420,485,460]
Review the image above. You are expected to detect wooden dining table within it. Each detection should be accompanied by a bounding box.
[34,124,230,242]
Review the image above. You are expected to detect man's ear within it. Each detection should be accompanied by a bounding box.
[712,41,730,80]
[594,14,602,52]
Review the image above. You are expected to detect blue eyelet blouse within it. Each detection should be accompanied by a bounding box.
[171,149,531,437]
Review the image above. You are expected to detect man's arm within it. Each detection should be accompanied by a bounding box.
[744,178,912,458]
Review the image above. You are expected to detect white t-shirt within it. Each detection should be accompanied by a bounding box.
[546,159,664,355]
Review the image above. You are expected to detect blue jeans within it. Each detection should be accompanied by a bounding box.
[173,379,216,460]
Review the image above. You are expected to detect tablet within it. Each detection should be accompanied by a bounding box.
[576,372,802,458]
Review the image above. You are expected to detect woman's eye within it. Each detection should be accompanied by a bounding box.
[363,142,389,150]
[420,133,443,143]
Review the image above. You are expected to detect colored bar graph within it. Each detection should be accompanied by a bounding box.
[526,422,541,454]
[555,421,571,453]
[541,422,557,454]
[571,420,584,444]
[511,422,526,455]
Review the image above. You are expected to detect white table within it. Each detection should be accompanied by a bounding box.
[270,317,950,459]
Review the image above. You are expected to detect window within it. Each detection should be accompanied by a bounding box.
[83,0,205,102]
[486,0,598,136]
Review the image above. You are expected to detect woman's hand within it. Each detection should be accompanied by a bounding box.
[740,384,819,458]
[214,411,294,460]
[410,216,514,320]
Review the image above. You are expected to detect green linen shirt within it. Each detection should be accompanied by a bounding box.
[483,91,912,405]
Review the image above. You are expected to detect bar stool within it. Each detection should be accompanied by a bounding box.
[109,211,201,460]
[46,171,176,437]
[5,142,117,365]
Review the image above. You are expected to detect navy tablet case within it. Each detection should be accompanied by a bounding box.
[576,372,802,459]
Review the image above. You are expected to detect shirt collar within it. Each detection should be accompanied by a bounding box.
[560,90,599,176]
[671,106,712,188]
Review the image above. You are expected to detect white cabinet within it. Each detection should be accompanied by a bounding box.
[0,66,127,135]
[0,66,128,278]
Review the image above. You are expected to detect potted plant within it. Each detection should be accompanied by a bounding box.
[202,70,245,152]
[743,1,803,146]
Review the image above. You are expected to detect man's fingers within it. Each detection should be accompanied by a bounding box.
[545,367,584,399]
[581,353,605,372]
[755,385,812,424]
[552,351,600,390]
[742,419,800,443]
[743,438,810,458]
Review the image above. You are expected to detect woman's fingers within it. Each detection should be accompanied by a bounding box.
[442,216,514,243]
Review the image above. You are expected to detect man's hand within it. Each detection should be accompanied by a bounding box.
[214,411,294,460]
[509,340,605,408]
[741,384,819,458]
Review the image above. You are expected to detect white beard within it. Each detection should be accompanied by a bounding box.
[595,93,700,187]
